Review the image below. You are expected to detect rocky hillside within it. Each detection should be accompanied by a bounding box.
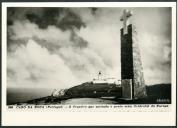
[65,82,122,98]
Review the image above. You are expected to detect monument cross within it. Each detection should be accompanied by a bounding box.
[120,9,133,34]
[120,9,147,99]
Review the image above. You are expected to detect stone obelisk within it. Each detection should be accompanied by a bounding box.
[120,9,147,99]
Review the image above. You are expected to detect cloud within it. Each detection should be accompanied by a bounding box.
[7,8,117,89]
[7,39,79,89]
[8,19,88,52]
[7,7,85,30]
[7,7,172,90]
[9,20,71,43]
[139,32,171,85]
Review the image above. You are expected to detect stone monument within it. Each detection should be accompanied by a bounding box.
[120,9,147,99]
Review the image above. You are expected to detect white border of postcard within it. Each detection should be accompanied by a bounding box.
[1,2,176,126]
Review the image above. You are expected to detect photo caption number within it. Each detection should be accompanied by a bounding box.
[7,105,13,109]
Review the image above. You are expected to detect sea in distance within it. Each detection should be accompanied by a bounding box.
[7,87,53,105]
[7,88,117,105]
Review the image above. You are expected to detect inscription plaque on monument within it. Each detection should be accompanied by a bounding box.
[122,79,132,99]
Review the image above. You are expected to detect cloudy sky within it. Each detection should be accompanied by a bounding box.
[7,7,171,89]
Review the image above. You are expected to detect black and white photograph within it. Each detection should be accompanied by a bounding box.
[6,6,172,105]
